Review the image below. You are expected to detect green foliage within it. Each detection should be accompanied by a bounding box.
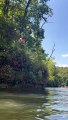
[46,59,62,87]
[57,67,68,87]
[47,64,68,87]
[0,65,13,80]
[47,59,55,81]
[0,0,52,91]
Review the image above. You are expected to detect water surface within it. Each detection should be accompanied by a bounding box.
[0,88,68,120]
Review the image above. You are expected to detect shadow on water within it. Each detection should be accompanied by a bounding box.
[0,88,68,120]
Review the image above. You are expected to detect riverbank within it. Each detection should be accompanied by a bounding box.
[0,87,48,94]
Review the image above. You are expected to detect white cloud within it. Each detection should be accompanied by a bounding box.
[56,64,68,67]
[61,54,68,58]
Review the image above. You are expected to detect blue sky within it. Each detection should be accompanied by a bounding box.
[42,0,68,67]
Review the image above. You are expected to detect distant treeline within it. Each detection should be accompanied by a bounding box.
[47,66,68,87]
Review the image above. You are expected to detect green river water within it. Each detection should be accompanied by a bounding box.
[0,88,68,120]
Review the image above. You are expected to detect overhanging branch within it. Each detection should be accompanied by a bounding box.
[23,0,32,18]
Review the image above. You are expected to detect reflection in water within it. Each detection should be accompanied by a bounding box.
[0,88,68,120]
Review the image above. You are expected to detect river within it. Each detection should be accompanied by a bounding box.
[0,88,68,120]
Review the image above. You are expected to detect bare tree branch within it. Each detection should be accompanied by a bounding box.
[48,42,55,61]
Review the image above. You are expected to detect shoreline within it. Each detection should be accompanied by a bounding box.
[0,87,47,94]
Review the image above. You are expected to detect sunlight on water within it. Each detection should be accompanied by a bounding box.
[0,100,23,108]
[0,88,68,120]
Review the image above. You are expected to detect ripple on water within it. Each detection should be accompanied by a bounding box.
[45,113,68,120]
[0,99,25,109]
[43,88,68,120]
[0,88,68,120]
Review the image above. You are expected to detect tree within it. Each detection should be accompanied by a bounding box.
[57,67,68,87]
[46,59,61,87]
[0,0,52,91]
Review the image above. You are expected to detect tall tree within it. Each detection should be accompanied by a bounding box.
[0,0,52,90]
